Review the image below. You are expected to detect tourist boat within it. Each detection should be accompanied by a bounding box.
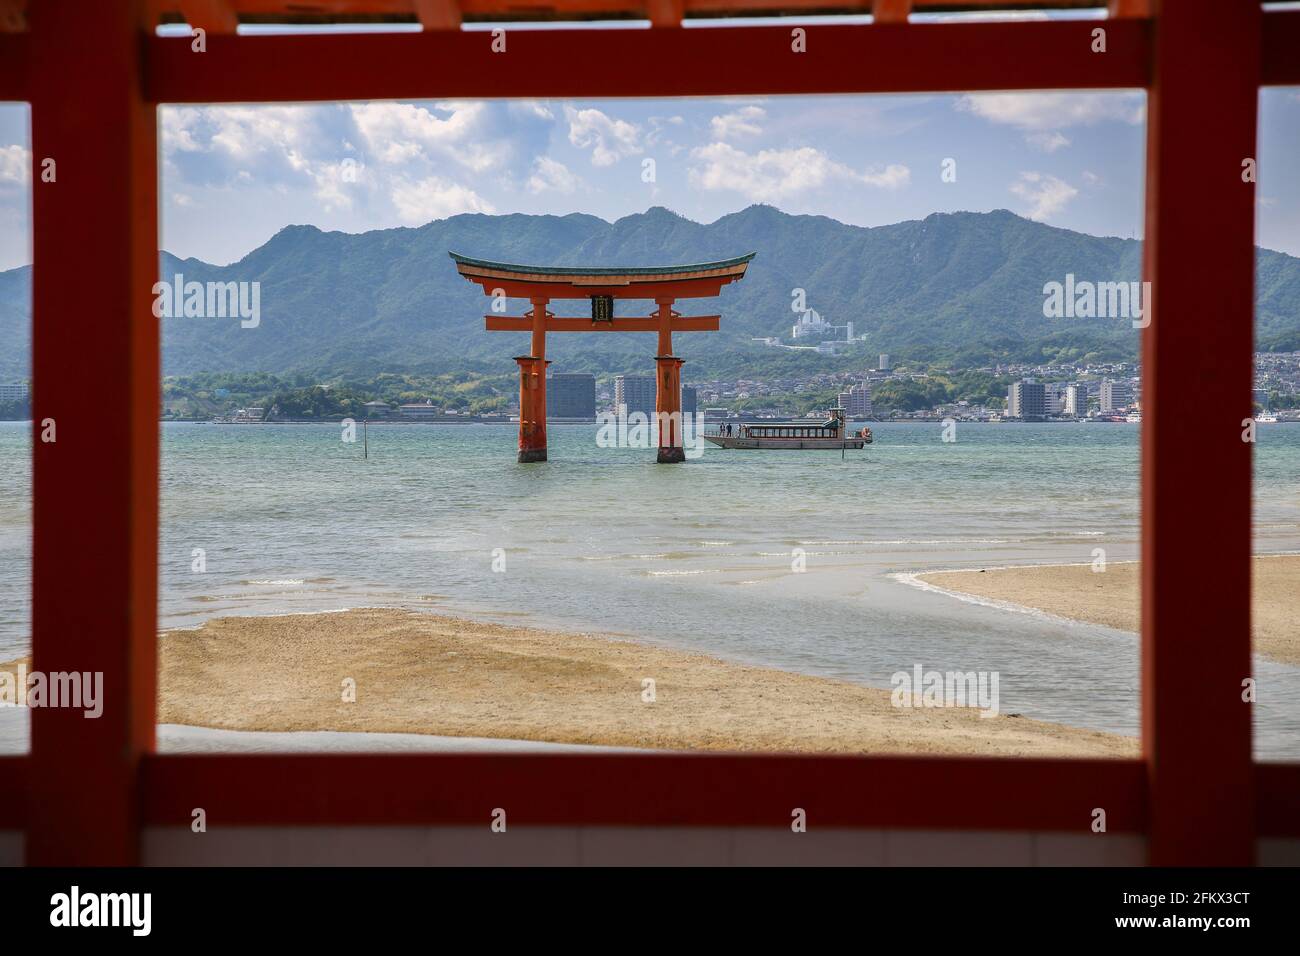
[704,408,871,450]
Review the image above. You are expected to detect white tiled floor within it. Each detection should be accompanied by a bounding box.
[1258,838,1300,866]
[0,831,22,867]
[8,826,1289,865]
[140,826,1151,867]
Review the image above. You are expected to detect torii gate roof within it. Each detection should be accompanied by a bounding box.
[449,251,755,299]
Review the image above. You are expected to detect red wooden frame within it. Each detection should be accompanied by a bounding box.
[2,0,1298,865]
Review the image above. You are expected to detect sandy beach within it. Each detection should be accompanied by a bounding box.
[915,554,1300,666]
[0,607,1133,757]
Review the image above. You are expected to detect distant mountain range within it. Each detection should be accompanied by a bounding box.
[2,204,1299,382]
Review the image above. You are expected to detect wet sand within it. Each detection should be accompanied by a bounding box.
[916,554,1300,666]
[120,607,1134,757]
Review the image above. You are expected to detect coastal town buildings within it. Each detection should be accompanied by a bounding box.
[682,385,698,417]
[837,382,873,418]
[399,401,440,420]
[1007,380,1047,420]
[614,374,656,418]
[1100,379,1133,413]
[547,372,597,420]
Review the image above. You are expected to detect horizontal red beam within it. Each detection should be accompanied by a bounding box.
[141,754,1150,832]
[1262,10,1300,85]
[5,756,1294,836]
[486,315,719,331]
[6,8,1298,105]
[143,20,1150,102]
[146,0,1154,23]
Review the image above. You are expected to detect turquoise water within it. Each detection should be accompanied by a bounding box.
[1,420,1298,756]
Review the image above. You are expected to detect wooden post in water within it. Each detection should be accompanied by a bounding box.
[655,299,685,464]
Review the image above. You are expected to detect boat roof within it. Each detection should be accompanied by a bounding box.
[739,418,839,427]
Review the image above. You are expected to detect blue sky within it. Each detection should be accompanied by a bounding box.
[1,86,1298,271]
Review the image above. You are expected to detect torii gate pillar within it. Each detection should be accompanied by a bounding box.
[516,295,550,463]
[514,354,550,463]
[655,355,686,463]
[654,298,685,464]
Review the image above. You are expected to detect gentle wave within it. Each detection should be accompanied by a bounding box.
[795,538,1013,546]
[888,569,1105,630]
[644,569,725,577]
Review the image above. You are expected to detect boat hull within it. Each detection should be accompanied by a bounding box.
[704,435,866,450]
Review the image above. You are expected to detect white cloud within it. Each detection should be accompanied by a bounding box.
[0,144,30,186]
[1009,171,1078,222]
[309,160,363,211]
[1082,170,1103,187]
[511,101,555,121]
[1026,131,1071,153]
[350,102,503,173]
[159,102,523,217]
[710,106,766,141]
[205,106,321,163]
[689,142,908,201]
[957,92,1145,131]
[861,164,911,188]
[390,176,495,223]
[565,105,641,166]
[161,108,205,153]
[526,156,580,195]
[646,115,685,150]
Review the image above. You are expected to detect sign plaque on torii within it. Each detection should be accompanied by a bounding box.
[450,251,754,463]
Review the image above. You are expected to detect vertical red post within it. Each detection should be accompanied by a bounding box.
[27,0,159,864]
[655,356,685,464]
[1141,0,1258,865]
[654,299,684,463]
[515,357,549,463]
[516,297,549,463]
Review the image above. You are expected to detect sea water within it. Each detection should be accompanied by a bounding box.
[1,420,1297,757]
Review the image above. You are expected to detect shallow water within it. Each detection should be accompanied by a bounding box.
[1,419,1298,757]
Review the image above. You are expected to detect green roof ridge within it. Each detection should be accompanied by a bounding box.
[448,251,755,276]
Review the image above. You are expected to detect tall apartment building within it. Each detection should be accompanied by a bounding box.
[681,386,698,418]
[547,372,596,419]
[614,374,657,418]
[1044,382,1067,416]
[878,354,891,371]
[1007,380,1047,421]
[837,381,873,418]
[1064,383,1089,417]
[0,383,29,403]
[1099,379,1133,413]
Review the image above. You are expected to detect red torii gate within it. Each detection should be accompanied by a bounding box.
[450,251,754,463]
